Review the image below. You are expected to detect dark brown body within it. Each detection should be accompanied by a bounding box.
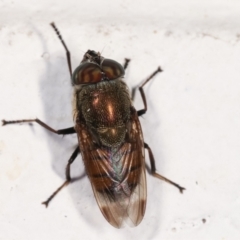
[73,79,147,227]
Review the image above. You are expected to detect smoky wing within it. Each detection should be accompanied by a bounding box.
[76,108,146,228]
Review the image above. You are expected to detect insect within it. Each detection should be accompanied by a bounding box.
[2,23,185,228]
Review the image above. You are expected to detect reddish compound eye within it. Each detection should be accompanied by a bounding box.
[102,59,125,80]
[72,59,125,85]
[72,62,102,85]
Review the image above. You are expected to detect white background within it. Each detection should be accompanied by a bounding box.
[1,0,240,239]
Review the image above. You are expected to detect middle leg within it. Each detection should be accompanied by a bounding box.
[2,118,76,135]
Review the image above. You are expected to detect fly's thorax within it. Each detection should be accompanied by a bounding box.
[75,79,132,147]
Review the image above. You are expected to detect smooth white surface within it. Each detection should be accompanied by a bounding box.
[1,1,240,239]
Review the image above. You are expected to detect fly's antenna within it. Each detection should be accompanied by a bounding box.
[100,45,106,56]
[50,22,72,78]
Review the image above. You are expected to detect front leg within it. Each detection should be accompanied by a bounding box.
[137,67,163,117]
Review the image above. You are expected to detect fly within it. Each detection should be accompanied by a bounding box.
[2,23,185,228]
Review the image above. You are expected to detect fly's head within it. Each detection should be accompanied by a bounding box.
[72,50,125,85]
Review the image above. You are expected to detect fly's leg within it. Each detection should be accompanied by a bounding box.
[138,68,185,192]
[2,118,78,205]
[123,58,131,70]
[2,118,76,135]
[123,58,137,99]
[42,146,80,207]
[137,67,163,116]
[50,22,72,78]
[144,143,185,193]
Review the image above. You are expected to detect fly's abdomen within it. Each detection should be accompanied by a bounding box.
[82,142,143,195]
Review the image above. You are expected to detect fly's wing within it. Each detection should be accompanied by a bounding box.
[76,108,146,228]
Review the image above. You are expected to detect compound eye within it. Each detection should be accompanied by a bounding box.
[101,59,125,80]
[72,62,102,85]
